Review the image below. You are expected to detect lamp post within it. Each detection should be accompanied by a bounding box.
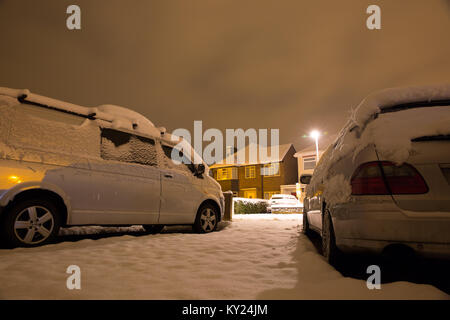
[310,130,320,160]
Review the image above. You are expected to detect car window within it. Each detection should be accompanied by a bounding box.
[161,145,195,173]
[8,104,99,158]
[100,128,157,167]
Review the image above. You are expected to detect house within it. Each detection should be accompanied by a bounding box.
[294,134,337,202]
[210,143,298,199]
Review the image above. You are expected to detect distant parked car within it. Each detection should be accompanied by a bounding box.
[301,84,450,265]
[268,194,302,213]
[0,87,224,247]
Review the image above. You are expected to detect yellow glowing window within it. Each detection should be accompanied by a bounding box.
[217,168,232,180]
[245,166,256,179]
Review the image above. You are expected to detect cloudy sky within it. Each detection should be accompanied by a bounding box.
[1,0,449,151]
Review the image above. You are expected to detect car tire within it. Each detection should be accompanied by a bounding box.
[322,209,341,266]
[302,211,311,235]
[0,198,61,248]
[193,204,219,233]
[143,225,165,234]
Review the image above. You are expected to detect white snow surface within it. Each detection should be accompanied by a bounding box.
[308,84,450,201]
[0,214,447,300]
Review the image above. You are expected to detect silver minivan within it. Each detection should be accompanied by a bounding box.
[301,84,450,264]
[0,87,224,247]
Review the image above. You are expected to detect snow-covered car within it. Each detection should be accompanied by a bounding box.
[301,84,450,264]
[268,194,302,213]
[0,87,224,247]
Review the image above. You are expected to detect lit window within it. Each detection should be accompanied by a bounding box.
[262,163,280,176]
[216,167,237,180]
[245,166,256,179]
[303,157,316,170]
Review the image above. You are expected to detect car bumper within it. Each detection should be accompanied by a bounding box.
[270,205,303,213]
[337,238,450,260]
[332,202,450,258]
[219,196,225,220]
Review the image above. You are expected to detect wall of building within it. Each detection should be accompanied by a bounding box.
[282,145,299,185]
[296,150,326,202]
[211,145,299,199]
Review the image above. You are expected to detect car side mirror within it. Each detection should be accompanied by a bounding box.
[195,164,205,177]
[300,174,312,185]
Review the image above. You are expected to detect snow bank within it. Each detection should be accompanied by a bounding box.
[308,84,450,203]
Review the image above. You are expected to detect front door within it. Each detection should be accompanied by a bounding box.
[244,189,257,199]
[158,145,203,224]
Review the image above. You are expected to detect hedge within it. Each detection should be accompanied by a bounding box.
[233,199,269,214]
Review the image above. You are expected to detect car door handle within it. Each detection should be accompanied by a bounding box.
[164,174,173,178]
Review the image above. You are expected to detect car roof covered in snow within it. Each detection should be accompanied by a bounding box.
[0,87,164,138]
[349,84,450,129]
[0,87,208,167]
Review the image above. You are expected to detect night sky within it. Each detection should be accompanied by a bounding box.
[1,0,449,151]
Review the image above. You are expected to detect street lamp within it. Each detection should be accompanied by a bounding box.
[310,130,320,160]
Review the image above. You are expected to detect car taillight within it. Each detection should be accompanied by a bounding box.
[351,161,428,195]
[381,161,428,194]
[351,162,388,195]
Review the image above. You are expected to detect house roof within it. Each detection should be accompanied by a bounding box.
[210,143,295,168]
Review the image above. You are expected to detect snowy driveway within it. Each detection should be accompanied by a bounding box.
[0,214,448,299]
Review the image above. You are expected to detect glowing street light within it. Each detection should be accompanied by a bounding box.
[310,130,320,160]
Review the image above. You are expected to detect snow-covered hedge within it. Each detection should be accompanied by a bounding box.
[233,198,269,214]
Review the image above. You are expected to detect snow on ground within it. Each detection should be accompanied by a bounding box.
[0,214,447,300]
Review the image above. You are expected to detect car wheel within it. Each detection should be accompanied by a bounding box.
[1,198,61,247]
[143,225,165,234]
[193,204,218,233]
[302,212,311,235]
[322,209,341,266]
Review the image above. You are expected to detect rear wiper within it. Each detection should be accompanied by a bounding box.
[412,135,450,142]
[18,94,97,120]
[381,100,450,114]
